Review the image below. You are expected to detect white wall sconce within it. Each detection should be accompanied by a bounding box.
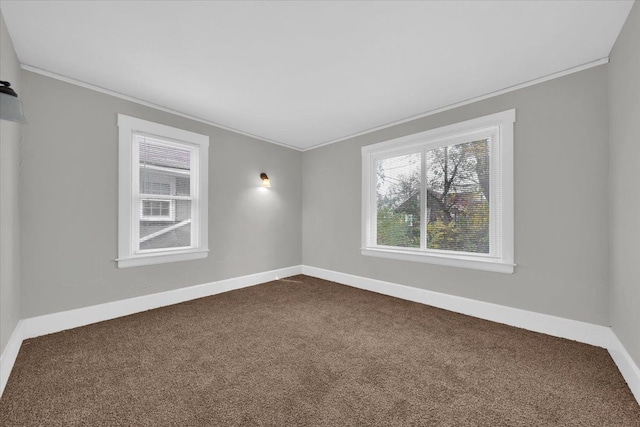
[0,81,26,123]
[260,173,271,188]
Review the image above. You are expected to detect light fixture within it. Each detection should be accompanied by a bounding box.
[0,81,25,123]
[260,173,271,188]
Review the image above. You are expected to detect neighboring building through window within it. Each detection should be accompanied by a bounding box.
[141,199,174,222]
[361,110,515,273]
[117,114,209,268]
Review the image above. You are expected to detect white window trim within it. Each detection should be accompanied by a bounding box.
[361,109,515,274]
[117,114,209,268]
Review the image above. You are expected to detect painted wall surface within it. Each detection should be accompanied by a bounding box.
[20,71,302,317]
[609,2,640,368]
[303,65,610,325]
[0,10,22,353]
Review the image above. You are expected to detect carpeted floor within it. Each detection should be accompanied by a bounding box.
[1,275,639,426]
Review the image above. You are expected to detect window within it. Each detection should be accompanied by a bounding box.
[361,110,515,273]
[117,114,209,268]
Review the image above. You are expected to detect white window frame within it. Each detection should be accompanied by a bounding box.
[361,109,515,274]
[117,114,209,268]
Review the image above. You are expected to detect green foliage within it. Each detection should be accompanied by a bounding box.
[377,206,420,248]
[426,198,489,253]
[426,220,460,250]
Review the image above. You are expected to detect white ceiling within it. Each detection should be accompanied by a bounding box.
[1,1,633,150]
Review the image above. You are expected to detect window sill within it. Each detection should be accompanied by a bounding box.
[361,247,514,274]
[116,249,208,268]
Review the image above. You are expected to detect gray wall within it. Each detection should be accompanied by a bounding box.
[609,2,640,367]
[0,10,22,354]
[7,11,633,345]
[303,65,610,325]
[20,71,302,318]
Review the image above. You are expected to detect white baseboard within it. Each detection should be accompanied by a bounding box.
[607,331,640,404]
[3,264,639,407]
[22,265,302,340]
[0,320,24,399]
[302,266,611,348]
[0,265,301,398]
[301,265,640,405]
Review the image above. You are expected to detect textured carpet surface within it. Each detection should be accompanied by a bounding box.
[1,275,639,426]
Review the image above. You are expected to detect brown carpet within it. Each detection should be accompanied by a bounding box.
[1,275,638,426]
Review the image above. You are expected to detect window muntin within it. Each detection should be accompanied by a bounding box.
[362,110,514,273]
[117,114,209,268]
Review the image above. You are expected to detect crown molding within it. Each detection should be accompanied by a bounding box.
[301,57,610,152]
[20,64,302,152]
[21,57,609,154]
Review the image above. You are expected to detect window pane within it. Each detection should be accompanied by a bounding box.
[176,176,190,196]
[426,139,490,253]
[137,137,193,251]
[140,200,192,250]
[376,153,421,248]
[141,181,170,195]
[139,138,191,170]
[139,138,191,197]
